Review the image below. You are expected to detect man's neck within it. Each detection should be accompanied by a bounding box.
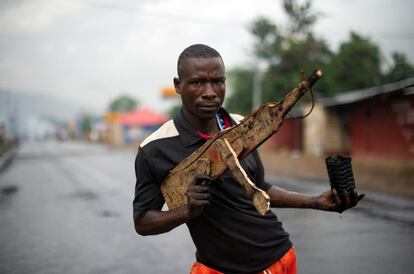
[182,110,219,137]
[197,118,219,136]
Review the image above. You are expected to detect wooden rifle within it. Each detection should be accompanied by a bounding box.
[160,69,323,215]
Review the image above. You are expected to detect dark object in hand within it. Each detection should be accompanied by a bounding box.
[325,155,356,204]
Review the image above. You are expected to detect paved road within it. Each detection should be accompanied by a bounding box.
[0,141,413,274]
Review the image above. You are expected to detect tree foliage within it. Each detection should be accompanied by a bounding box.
[283,0,319,35]
[80,114,92,134]
[226,0,414,115]
[384,52,414,83]
[108,95,138,113]
[227,0,333,115]
[168,104,182,118]
[326,32,382,94]
[226,68,255,114]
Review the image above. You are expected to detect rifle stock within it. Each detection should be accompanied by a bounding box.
[160,69,323,214]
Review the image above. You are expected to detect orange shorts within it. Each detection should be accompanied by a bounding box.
[190,247,297,274]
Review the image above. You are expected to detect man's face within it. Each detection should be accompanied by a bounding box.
[174,57,226,121]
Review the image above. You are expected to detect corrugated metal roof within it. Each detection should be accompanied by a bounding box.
[319,77,414,107]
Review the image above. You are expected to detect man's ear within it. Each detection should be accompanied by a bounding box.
[173,77,181,94]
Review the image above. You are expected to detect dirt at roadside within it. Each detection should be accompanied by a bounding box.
[259,149,414,199]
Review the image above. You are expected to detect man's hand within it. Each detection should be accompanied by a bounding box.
[186,174,215,220]
[314,188,365,213]
[135,174,215,235]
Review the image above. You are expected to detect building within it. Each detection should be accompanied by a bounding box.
[264,117,303,152]
[121,108,169,144]
[103,108,169,146]
[304,78,414,160]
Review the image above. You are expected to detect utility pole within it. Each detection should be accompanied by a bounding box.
[252,60,267,112]
[252,69,262,112]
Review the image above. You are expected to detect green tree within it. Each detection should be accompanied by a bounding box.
[225,68,255,115]
[109,95,138,112]
[227,0,331,114]
[327,32,383,93]
[384,52,414,83]
[80,114,92,135]
[168,104,181,118]
[283,0,319,36]
[264,34,332,101]
[250,16,281,61]
[226,0,414,115]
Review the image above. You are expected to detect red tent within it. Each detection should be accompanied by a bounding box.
[121,108,169,126]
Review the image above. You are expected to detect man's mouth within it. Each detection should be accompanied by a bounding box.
[198,104,219,111]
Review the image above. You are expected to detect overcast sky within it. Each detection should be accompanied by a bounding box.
[0,0,413,114]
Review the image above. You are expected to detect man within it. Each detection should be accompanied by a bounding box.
[133,44,363,274]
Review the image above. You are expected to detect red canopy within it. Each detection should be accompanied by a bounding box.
[121,108,169,126]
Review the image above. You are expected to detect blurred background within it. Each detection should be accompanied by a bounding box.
[0,0,413,273]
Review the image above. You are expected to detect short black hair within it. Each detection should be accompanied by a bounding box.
[177,44,223,78]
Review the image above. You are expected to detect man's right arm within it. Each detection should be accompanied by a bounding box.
[134,175,213,236]
[134,207,191,236]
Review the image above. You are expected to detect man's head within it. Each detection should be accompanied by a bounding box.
[174,44,226,123]
[177,44,223,78]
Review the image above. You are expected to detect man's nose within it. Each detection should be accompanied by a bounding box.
[202,82,217,98]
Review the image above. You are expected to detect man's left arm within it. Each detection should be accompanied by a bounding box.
[266,185,364,213]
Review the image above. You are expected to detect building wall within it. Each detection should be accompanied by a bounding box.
[324,108,351,155]
[304,104,326,156]
[264,118,303,151]
[351,94,414,159]
[303,104,351,156]
[102,122,123,146]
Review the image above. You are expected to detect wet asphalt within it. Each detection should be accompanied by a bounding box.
[0,141,413,274]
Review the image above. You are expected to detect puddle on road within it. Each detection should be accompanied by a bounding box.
[0,185,18,205]
[0,185,18,195]
[99,210,121,218]
[70,190,99,201]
